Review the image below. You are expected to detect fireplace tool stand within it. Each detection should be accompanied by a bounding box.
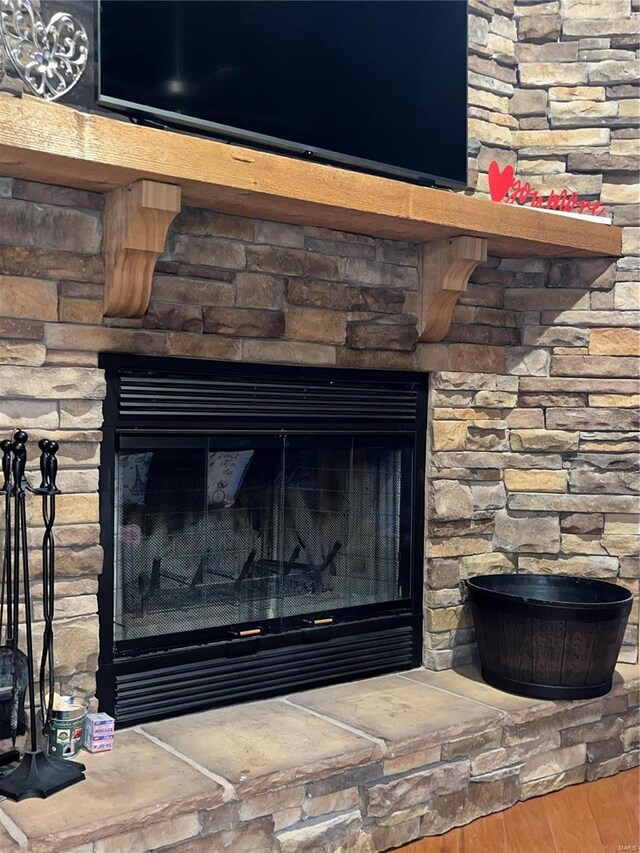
[0,431,85,801]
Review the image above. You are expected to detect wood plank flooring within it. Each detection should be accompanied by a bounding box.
[401,767,639,853]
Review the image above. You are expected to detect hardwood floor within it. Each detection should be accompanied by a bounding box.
[401,767,640,853]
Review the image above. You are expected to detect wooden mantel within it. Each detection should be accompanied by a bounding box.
[0,97,621,258]
[0,97,622,329]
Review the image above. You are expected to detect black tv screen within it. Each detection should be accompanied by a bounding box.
[97,1,468,188]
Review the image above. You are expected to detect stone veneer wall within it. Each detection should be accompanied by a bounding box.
[0,0,637,704]
[425,0,639,669]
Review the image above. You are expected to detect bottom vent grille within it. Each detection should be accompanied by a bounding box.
[113,624,416,725]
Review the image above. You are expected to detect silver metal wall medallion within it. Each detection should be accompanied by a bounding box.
[0,0,88,101]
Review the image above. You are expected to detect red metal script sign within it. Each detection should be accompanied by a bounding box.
[488,160,607,217]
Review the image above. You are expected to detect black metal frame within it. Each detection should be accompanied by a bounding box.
[97,354,427,725]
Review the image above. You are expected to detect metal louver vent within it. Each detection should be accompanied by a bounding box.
[116,368,420,426]
[113,625,415,725]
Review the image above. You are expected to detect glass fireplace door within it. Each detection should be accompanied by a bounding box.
[280,437,412,620]
[114,433,413,648]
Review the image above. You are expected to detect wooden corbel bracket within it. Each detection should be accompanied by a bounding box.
[418,236,488,342]
[104,180,182,318]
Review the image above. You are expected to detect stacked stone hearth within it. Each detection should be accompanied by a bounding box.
[0,666,637,851]
[0,0,637,707]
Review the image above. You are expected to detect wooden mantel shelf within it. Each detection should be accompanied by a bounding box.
[0,97,621,328]
[0,97,621,259]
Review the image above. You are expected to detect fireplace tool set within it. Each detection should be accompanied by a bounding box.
[0,430,85,800]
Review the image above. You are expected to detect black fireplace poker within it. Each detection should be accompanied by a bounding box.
[0,430,85,801]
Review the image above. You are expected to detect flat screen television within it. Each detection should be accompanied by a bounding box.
[97,1,468,188]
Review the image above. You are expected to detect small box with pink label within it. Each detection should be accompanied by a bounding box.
[82,712,115,753]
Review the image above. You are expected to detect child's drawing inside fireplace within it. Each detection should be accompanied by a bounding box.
[114,437,412,642]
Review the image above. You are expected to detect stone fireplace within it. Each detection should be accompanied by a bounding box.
[0,177,635,726]
[97,355,425,723]
[0,167,635,712]
[0,0,637,846]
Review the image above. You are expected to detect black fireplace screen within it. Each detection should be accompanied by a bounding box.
[99,356,425,724]
[115,435,412,643]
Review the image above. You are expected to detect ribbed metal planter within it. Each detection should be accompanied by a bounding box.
[466,574,632,700]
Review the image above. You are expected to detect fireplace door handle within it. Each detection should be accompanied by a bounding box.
[231,628,262,638]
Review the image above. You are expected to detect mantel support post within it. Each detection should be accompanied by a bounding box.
[418,236,488,343]
[104,180,182,318]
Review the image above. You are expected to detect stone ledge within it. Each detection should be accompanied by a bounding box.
[0,663,637,852]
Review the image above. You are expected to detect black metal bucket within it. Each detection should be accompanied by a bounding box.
[466,573,633,700]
